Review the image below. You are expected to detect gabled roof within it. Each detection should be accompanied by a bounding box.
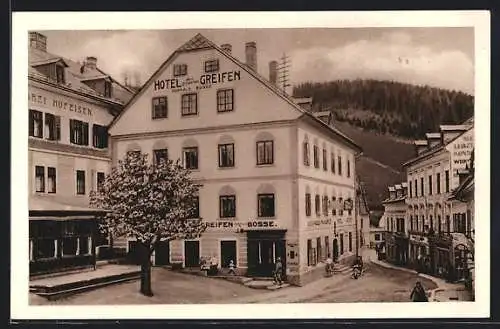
[108,33,362,153]
[31,57,69,67]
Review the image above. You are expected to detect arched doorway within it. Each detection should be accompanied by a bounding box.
[332,238,339,262]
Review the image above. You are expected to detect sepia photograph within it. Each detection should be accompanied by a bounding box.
[12,11,490,319]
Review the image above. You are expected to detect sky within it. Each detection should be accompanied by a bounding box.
[41,28,475,95]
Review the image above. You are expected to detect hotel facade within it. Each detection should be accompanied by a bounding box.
[28,32,134,276]
[108,34,362,285]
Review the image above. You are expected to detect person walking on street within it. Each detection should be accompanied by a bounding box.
[410,280,428,302]
[273,257,283,285]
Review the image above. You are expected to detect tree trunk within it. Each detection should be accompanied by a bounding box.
[139,244,153,297]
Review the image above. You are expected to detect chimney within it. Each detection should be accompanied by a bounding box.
[85,56,97,71]
[426,132,441,149]
[29,31,47,52]
[245,41,257,71]
[221,44,232,54]
[269,60,278,85]
[388,186,396,199]
[414,140,428,156]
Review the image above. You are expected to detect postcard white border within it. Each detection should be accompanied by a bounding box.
[11,10,490,319]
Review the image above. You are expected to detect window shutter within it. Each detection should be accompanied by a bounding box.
[29,111,34,136]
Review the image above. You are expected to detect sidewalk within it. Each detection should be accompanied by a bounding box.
[370,258,473,302]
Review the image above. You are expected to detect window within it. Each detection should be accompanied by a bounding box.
[190,196,200,218]
[70,119,89,146]
[347,159,351,178]
[338,155,342,176]
[97,172,105,192]
[35,239,55,259]
[256,141,274,165]
[220,195,236,218]
[375,233,381,241]
[258,194,275,217]
[204,59,219,73]
[313,145,319,168]
[305,193,311,216]
[152,97,168,119]
[446,215,451,232]
[173,64,188,77]
[183,147,198,170]
[409,181,413,198]
[104,80,112,98]
[62,237,78,256]
[29,110,43,138]
[323,195,329,216]
[316,237,322,263]
[437,215,442,233]
[217,89,234,112]
[44,113,61,141]
[56,65,65,84]
[414,179,418,197]
[47,167,56,193]
[307,239,314,266]
[315,195,320,216]
[331,153,335,173]
[218,143,235,168]
[340,234,344,254]
[181,93,198,116]
[331,197,337,216]
[303,141,310,166]
[436,173,441,194]
[322,149,327,171]
[428,175,433,195]
[420,177,424,196]
[410,216,413,231]
[35,166,45,192]
[325,237,330,259]
[338,197,344,216]
[76,170,86,195]
[92,124,108,149]
[348,232,352,252]
[153,149,168,165]
[79,237,90,255]
[445,170,450,192]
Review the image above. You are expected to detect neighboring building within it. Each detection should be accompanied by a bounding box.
[108,34,362,285]
[28,31,135,276]
[402,119,474,279]
[381,183,409,266]
[369,225,385,250]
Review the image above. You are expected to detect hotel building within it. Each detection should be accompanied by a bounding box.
[28,32,135,276]
[108,34,362,285]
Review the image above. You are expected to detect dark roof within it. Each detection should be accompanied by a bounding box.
[108,33,362,153]
[448,173,474,200]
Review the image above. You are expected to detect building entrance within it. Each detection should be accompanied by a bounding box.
[247,230,286,277]
[184,240,200,267]
[220,240,237,268]
[154,240,170,266]
[333,239,339,261]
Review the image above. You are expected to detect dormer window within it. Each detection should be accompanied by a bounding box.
[56,64,65,84]
[204,59,219,73]
[104,80,112,98]
[173,64,188,77]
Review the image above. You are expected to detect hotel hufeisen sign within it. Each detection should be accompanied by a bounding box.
[154,70,241,93]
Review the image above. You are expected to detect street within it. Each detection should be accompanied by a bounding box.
[30,262,437,305]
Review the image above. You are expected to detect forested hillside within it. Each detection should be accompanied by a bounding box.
[293,79,474,139]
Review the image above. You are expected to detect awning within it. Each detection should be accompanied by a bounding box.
[29,196,108,217]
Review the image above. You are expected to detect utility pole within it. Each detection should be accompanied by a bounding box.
[277,53,291,94]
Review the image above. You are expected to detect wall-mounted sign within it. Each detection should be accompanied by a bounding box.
[206,219,279,230]
[307,218,332,227]
[449,132,474,176]
[29,91,93,116]
[410,234,428,244]
[154,70,241,93]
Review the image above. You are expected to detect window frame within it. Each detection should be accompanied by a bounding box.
[152,96,168,119]
[338,155,342,176]
[219,195,236,218]
[257,193,275,218]
[204,59,220,73]
[69,119,89,146]
[218,143,235,168]
[55,64,65,84]
[47,167,56,194]
[347,159,351,178]
[173,63,188,77]
[305,193,311,217]
[428,175,433,195]
[153,148,169,165]
[183,147,199,170]
[303,141,310,166]
[445,170,450,192]
[181,93,198,116]
[104,80,112,98]
[256,140,274,165]
[217,89,234,113]
[322,148,327,171]
[35,166,45,193]
[76,170,86,195]
[29,109,44,138]
[331,152,335,173]
[44,112,61,141]
[96,172,105,192]
[92,124,108,149]
[313,145,319,168]
[436,173,441,194]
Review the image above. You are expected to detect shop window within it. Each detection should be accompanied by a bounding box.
[35,238,56,259]
[44,113,61,141]
[313,145,319,168]
[96,172,105,192]
[152,96,168,119]
[79,236,91,255]
[92,124,108,149]
[62,237,78,256]
[70,119,89,146]
[76,170,86,195]
[153,148,169,165]
[257,193,275,218]
[183,147,198,170]
[348,232,353,252]
[47,167,56,193]
[204,59,219,73]
[338,155,342,176]
[305,193,311,217]
[303,141,310,166]
[217,89,234,112]
[331,152,335,173]
[218,143,235,168]
[29,109,43,138]
[322,148,327,171]
[220,195,236,218]
[181,93,198,116]
[35,166,45,192]
[256,140,274,165]
[173,63,188,77]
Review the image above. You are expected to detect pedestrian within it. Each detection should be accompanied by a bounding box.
[274,257,283,285]
[325,254,333,276]
[228,259,237,275]
[410,280,428,302]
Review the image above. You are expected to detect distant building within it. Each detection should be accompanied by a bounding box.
[28,31,135,276]
[108,33,362,285]
[369,225,385,251]
[381,183,408,266]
